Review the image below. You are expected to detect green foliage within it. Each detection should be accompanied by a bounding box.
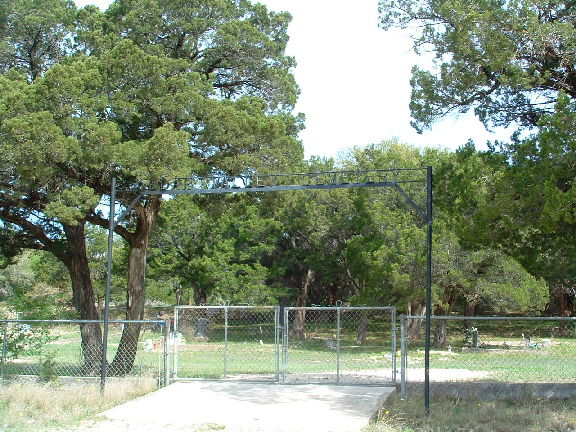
[0,0,76,80]
[0,252,71,319]
[38,350,59,382]
[2,323,56,360]
[45,187,100,226]
[380,0,575,314]
[379,0,576,132]
[149,196,282,305]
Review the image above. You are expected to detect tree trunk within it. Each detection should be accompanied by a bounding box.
[109,197,161,376]
[463,300,477,332]
[63,223,102,375]
[554,286,574,317]
[406,302,424,340]
[357,310,368,345]
[294,269,313,339]
[193,283,206,306]
[551,283,574,335]
[432,285,457,349]
[433,319,448,348]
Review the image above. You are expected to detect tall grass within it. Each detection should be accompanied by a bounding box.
[366,393,576,432]
[0,378,156,432]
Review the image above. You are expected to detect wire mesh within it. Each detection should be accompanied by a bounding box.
[400,316,576,398]
[173,306,279,381]
[0,320,165,384]
[283,307,396,385]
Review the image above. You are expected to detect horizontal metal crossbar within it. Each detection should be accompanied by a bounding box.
[406,315,576,321]
[1,319,164,324]
[142,180,420,196]
[174,305,278,310]
[116,169,427,193]
[284,306,397,311]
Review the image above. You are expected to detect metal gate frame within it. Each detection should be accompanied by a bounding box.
[172,305,280,382]
[281,306,397,385]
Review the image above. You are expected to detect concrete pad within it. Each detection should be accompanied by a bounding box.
[76,382,395,432]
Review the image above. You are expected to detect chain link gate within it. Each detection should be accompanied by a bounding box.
[172,306,280,382]
[282,307,397,385]
[171,305,397,385]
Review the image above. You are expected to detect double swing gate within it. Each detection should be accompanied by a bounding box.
[172,306,396,385]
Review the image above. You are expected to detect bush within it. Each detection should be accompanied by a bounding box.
[2,323,57,359]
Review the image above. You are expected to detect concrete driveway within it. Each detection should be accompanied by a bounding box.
[73,381,395,432]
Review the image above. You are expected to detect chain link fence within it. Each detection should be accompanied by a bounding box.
[282,307,396,385]
[400,315,576,398]
[173,306,280,381]
[1,319,167,385]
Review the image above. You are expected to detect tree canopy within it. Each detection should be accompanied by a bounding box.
[0,0,303,373]
[379,0,576,315]
[379,0,576,132]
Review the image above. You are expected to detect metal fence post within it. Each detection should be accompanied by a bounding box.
[400,314,407,399]
[1,321,7,380]
[173,307,179,380]
[283,309,289,383]
[391,307,397,384]
[224,306,228,378]
[336,308,341,385]
[163,318,170,386]
[390,306,397,384]
[274,307,280,382]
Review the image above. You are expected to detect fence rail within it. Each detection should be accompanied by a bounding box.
[0,319,167,386]
[400,315,576,398]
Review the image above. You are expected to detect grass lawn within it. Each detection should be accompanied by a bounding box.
[0,378,156,432]
[366,393,576,432]
[405,319,576,383]
[2,324,164,379]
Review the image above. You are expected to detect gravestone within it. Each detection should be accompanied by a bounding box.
[196,317,208,338]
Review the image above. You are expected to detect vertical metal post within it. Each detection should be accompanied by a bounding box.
[400,314,407,399]
[101,177,116,394]
[173,307,179,380]
[274,307,280,382]
[1,321,8,380]
[163,318,170,386]
[336,308,341,384]
[283,309,289,383]
[391,307,397,383]
[424,166,433,415]
[224,306,228,378]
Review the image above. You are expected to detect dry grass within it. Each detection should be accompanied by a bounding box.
[366,393,576,432]
[0,378,157,432]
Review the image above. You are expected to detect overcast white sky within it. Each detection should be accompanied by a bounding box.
[74,0,511,158]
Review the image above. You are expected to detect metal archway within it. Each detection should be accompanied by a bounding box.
[101,167,433,412]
